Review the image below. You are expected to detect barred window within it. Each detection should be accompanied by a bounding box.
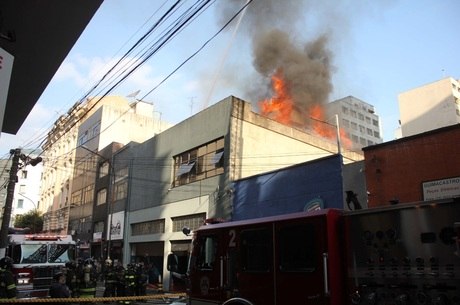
[132,219,165,236]
[172,213,206,232]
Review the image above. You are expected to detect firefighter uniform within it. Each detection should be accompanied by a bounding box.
[103,259,117,297]
[0,257,16,299]
[78,258,97,298]
[64,260,79,297]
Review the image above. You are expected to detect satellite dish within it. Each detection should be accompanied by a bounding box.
[127,90,141,98]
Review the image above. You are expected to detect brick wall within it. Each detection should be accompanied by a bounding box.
[363,125,460,207]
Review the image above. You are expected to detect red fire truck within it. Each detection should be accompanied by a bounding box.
[179,197,460,304]
[7,232,76,298]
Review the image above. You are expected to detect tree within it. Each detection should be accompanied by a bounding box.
[13,210,43,233]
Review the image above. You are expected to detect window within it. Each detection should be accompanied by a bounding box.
[358,113,364,121]
[17,199,24,209]
[77,130,89,146]
[241,228,272,272]
[99,161,110,178]
[352,135,359,143]
[114,181,128,201]
[359,125,365,133]
[367,128,373,136]
[94,221,104,233]
[365,117,371,124]
[360,137,367,146]
[374,130,380,138]
[342,106,349,114]
[71,190,82,206]
[351,122,357,130]
[19,184,26,194]
[342,119,350,127]
[172,213,206,232]
[21,171,28,179]
[372,119,379,127]
[279,224,316,272]
[350,110,357,118]
[83,184,94,204]
[97,189,107,205]
[132,219,165,235]
[196,235,218,270]
[173,137,224,187]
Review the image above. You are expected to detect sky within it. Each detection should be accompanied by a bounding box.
[1,0,459,158]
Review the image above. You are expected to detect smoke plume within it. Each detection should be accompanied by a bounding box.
[216,0,335,125]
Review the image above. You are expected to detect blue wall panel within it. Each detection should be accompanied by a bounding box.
[232,155,344,221]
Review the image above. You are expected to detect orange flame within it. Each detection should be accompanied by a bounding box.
[259,69,352,149]
[259,70,293,125]
[309,104,352,149]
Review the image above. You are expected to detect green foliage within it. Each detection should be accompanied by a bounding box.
[13,210,43,233]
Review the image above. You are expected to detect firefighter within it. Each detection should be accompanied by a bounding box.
[49,271,70,304]
[124,263,137,303]
[0,256,16,299]
[135,262,148,296]
[114,262,126,297]
[78,258,98,298]
[64,260,79,297]
[103,259,117,297]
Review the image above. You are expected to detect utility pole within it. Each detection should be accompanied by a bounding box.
[0,149,42,258]
[0,149,21,257]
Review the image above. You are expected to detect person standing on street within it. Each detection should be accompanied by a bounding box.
[0,256,16,300]
[49,272,71,305]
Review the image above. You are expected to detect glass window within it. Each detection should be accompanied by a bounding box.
[173,137,225,187]
[17,199,24,209]
[196,235,218,270]
[99,161,110,178]
[241,228,272,272]
[97,189,107,205]
[279,224,316,272]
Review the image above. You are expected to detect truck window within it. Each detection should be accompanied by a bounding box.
[21,244,48,264]
[196,235,217,270]
[241,228,272,272]
[279,223,316,272]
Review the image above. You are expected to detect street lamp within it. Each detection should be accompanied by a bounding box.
[79,145,114,260]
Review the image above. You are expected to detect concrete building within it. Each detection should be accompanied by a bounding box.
[112,96,363,290]
[40,96,171,236]
[398,77,460,137]
[68,97,172,258]
[363,124,460,208]
[326,96,383,151]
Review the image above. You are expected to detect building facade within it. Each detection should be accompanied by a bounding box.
[398,77,460,137]
[326,96,383,151]
[68,97,171,259]
[113,96,363,290]
[363,124,460,208]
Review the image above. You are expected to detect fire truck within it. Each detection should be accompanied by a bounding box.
[7,232,76,298]
[178,197,460,305]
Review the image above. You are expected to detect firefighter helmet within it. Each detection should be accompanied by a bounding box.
[105,259,112,266]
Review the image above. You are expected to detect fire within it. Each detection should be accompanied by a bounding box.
[259,69,352,149]
[259,70,293,125]
[309,104,352,149]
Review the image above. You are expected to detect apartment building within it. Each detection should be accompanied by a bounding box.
[326,96,383,151]
[106,96,363,290]
[398,77,460,137]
